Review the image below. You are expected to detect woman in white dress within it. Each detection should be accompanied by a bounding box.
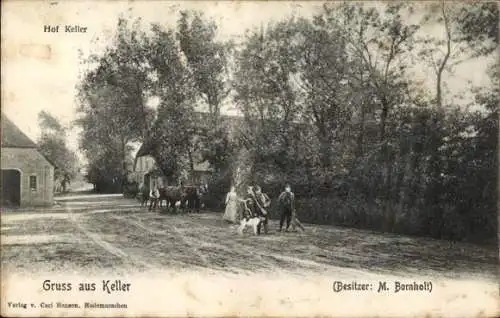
[223,186,240,223]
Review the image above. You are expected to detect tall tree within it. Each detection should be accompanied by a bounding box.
[37,111,79,192]
[177,11,234,173]
[413,1,499,233]
[233,19,306,181]
[76,17,152,191]
[293,14,353,174]
[177,10,231,123]
[144,24,197,183]
[417,1,498,108]
[316,2,420,230]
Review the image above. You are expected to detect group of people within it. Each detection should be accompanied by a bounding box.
[223,184,305,235]
[139,180,304,235]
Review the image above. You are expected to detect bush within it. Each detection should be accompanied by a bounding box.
[123,182,139,198]
[204,173,231,211]
[204,162,496,246]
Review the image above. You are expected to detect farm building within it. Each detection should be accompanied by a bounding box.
[132,112,245,189]
[1,115,55,207]
[133,152,212,190]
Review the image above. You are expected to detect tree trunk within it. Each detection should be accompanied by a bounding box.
[426,2,452,232]
[319,138,332,171]
[396,147,412,223]
[436,0,452,110]
[356,103,366,158]
[188,149,195,181]
[380,100,394,232]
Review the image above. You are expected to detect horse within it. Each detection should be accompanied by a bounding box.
[157,185,205,213]
[181,186,202,213]
[158,186,187,212]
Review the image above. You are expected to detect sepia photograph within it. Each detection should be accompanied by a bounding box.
[1,1,498,317]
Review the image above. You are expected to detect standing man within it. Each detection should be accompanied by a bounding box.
[278,184,305,232]
[254,185,271,234]
[149,184,160,211]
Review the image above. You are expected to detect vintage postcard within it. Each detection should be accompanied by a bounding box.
[1,0,498,317]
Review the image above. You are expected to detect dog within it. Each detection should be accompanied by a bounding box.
[236,200,265,235]
[237,216,265,235]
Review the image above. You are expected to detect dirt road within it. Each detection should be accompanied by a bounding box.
[1,194,497,280]
[1,194,498,317]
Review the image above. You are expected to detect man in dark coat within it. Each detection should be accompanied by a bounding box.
[278,184,304,232]
[149,184,160,211]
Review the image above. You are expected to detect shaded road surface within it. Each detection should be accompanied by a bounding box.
[1,194,498,317]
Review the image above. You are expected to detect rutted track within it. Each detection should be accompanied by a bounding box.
[67,211,155,272]
[108,213,313,273]
[100,207,498,280]
[109,214,211,268]
[1,194,497,282]
[1,194,498,318]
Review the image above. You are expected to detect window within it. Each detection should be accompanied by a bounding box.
[29,175,37,191]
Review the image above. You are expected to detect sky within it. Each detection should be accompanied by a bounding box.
[1,1,494,163]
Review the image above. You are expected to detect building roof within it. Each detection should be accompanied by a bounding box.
[135,112,245,159]
[1,114,57,168]
[133,112,245,173]
[135,140,155,159]
[133,111,305,172]
[1,115,38,148]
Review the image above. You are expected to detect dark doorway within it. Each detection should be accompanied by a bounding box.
[1,169,21,207]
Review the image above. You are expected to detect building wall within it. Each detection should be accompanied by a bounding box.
[190,171,211,185]
[134,153,212,188]
[1,147,55,207]
[134,155,156,185]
